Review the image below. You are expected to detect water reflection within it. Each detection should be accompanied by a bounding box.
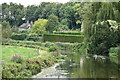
[57,50,119,78]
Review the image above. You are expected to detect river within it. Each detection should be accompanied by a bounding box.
[32,47,119,79]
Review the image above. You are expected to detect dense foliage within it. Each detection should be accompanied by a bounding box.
[2,2,83,30]
[2,55,55,78]
[1,21,12,39]
[87,21,119,55]
[82,2,120,55]
[11,33,27,40]
[10,30,38,41]
[46,14,59,32]
[32,19,48,35]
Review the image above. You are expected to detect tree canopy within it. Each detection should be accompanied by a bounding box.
[32,19,48,35]
[46,14,59,33]
[1,21,12,39]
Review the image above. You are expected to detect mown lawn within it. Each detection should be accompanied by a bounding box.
[2,45,39,61]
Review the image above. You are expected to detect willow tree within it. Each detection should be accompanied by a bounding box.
[83,2,120,37]
[97,3,114,21]
[88,21,119,55]
[81,3,93,43]
[82,2,120,54]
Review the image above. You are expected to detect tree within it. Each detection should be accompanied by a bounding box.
[88,21,119,55]
[2,2,24,26]
[24,5,37,21]
[32,19,48,35]
[1,21,12,39]
[59,2,76,29]
[46,14,59,33]
[82,2,120,55]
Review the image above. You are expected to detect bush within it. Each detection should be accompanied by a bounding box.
[48,46,58,52]
[26,33,38,41]
[43,42,55,48]
[43,34,84,43]
[2,56,56,78]
[109,46,119,64]
[11,55,23,63]
[72,42,87,54]
[2,63,32,78]
[109,47,119,57]
[11,32,38,41]
[11,33,27,40]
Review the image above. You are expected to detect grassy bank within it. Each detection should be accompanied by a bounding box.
[56,42,87,55]
[2,41,60,78]
[2,46,39,61]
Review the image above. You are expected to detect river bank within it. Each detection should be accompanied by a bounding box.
[31,45,119,78]
[2,41,60,78]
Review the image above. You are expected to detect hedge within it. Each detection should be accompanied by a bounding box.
[43,34,84,43]
[53,31,82,35]
[11,33,38,41]
[2,40,59,51]
[11,33,27,40]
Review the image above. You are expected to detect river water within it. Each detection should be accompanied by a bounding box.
[32,49,119,78]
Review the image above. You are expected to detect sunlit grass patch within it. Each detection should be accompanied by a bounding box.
[2,45,39,62]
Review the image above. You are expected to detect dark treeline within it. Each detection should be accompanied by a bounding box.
[2,2,83,29]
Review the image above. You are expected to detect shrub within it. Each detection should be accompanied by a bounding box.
[26,33,38,41]
[109,47,119,57]
[11,55,23,63]
[72,42,87,54]
[2,63,32,78]
[24,59,41,75]
[48,46,58,52]
[44,42,55,48]
[11,33,38,41]
[2,56,56,78]
[43,34,84,43]
[11,33,27,40]
[109,46,119,64]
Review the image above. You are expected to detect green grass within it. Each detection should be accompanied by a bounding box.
[2,45,39,61]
